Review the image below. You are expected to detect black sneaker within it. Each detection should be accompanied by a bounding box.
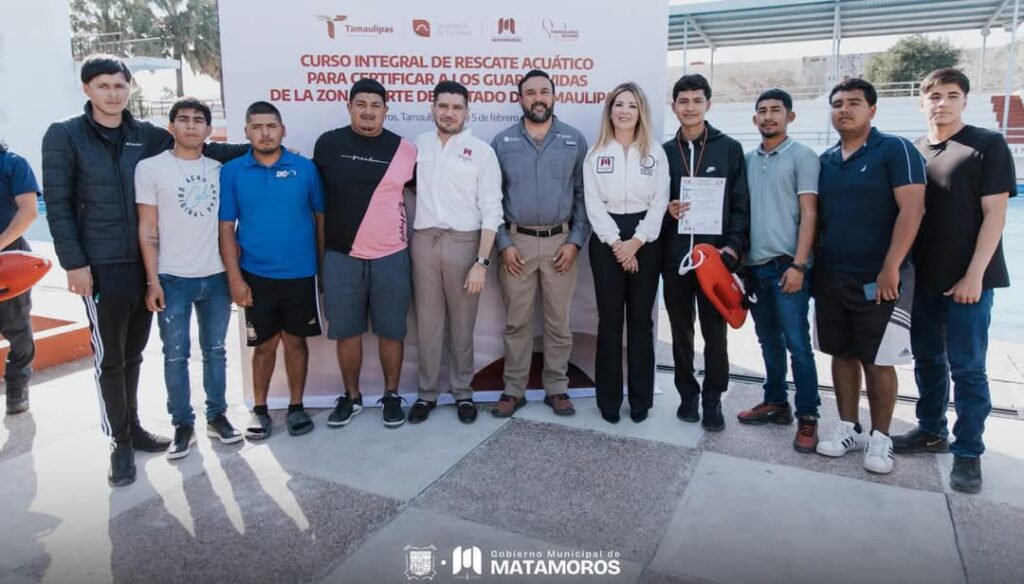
[327,394,363,427]
[677,396,700,423]
[5,385,29,414]
[108,440,136,487]
[408,399,436,424]
[166,425,196,460]
[131,423,172,453]
[206,414,243,444]
[891,426,950,454]
[701,402,725,432]
[456,399,478,424]
[950,456,982,494]
[379,392,406,428]
[630,408,649,423]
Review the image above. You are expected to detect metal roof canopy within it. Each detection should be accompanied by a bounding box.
[669,0,1020,50]
[668,0,1022,139]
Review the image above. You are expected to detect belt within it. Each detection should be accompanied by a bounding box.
[508,223,566,238]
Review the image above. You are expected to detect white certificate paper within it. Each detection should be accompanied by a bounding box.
[677,176,726,235]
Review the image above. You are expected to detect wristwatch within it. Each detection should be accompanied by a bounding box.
[790,262,809,274]
[476,256,492,268]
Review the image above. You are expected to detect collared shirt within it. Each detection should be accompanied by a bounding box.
[744,137,820,266]
[490,117,590,250]
[0,149,39,234]
[818,127,926,276]
[583,140,669,244]
[219,148,325,279]
[413,128,503,232]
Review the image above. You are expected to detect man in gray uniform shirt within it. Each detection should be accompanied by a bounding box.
[490,69,590,417]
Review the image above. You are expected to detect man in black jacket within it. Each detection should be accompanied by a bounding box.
[42,54,245,487]
[661,74,750,432]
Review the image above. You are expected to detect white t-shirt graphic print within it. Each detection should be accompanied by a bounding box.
[134,150,225,278]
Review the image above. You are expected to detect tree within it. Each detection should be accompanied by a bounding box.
[71,0,223,98]
[865,35,961,85]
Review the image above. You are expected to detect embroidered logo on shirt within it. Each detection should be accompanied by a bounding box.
[276,170,297,178]
[125,142,143,147]
[596,156,614,173]
[640,155,656,175]
[706,166,717,173]
[860,164,868,172]
[461,147,473,160]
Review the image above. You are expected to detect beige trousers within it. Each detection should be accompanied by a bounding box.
[411,228,481,401]
[498,230,578,396]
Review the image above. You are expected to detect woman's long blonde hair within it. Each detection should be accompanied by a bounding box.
[591,82,653,160]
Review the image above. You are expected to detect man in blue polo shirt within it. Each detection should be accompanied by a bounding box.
[0,143,40,414]
[219,101,325,440]
[813,78,926,475]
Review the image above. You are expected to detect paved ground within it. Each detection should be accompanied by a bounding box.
[1,243,1022,583]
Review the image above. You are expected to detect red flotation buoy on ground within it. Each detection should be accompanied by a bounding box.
[0,251,52,302]
[690,243,748,329]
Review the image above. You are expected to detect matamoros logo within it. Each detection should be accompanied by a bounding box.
[316,14,394,39]
[542,18,580,41]
[491,17,522,43]
[403,544,622,580]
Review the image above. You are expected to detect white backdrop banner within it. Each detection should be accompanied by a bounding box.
[218,0,668,407]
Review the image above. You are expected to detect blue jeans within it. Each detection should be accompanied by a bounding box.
[747,259,820,416]
[157,273,232,427]
[911,287,993,458]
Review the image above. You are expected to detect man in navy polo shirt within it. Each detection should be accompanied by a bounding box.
[219,101,325,440]
[0,143,40,414]
[813,78,926,475]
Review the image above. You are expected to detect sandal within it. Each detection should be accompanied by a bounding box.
[244,411,273,441]
[286,409,314,436]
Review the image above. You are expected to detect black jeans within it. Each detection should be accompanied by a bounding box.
[589,213,662,414]
[662,248,729,404]
[0,238,35,390]
[83,262,152,442]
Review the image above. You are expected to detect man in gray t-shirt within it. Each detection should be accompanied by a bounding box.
[736,89,822,453]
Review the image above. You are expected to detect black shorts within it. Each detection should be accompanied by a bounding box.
[242,271,322,346]
[812,266,914,366]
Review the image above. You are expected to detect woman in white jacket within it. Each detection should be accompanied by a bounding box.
[583,82,670,423]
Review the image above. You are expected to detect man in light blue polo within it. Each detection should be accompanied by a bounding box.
[738,89,822,454]
[219,101,325,440]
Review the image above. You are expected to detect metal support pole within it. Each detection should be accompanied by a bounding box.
[826,0,841,144]
[710,47,716,85]
[980,28,990,91]
[682,17,690,75]
[1002,0,1020,137]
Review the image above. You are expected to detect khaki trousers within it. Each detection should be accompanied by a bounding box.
[411,228,481,401]
[499,230,578,396]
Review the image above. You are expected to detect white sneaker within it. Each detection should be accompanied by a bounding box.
[864,430,895,474]
[816,420,868,457]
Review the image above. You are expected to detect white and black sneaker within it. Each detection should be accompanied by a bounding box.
[327,394,364,427]
[166,425,196,460]
[816,420,868,457]
[864,430,896,474]
[207,414,243,444]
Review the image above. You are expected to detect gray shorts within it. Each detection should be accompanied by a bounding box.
[322,249,411,340]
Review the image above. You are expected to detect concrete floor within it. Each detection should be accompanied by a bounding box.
[2,244,1023,583]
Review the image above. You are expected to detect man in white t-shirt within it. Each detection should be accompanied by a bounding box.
[407,81,503,424]
[135,97,241,459]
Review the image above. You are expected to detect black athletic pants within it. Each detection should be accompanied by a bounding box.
[83,262,152,442]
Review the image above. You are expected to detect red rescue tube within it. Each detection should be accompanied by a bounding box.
[690,243,747,329]
[0,251,52,302]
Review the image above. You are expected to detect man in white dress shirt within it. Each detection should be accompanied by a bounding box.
[408,81,503,424]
